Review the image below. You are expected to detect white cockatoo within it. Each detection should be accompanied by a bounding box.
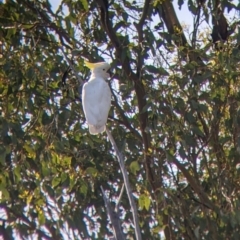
[82,60,111,134]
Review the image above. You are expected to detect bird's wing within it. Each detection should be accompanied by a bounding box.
[82,78,111,128]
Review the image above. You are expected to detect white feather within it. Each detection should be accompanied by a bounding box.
[82,64,111,134]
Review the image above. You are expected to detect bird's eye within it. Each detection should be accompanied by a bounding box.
[103,68,105,71]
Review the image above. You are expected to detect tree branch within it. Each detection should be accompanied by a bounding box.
[135,0,152,77]
[157,1,204,65]
[192,4,202,49]
[106,127,142,240]
[115,184,125,213]
[158,1,189,47]
[171,157,217,211]
[101,186,125,240]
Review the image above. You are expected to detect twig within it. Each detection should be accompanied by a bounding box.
[106,127,142,240]
[100,186,125,240]
[135,0,151,76]
[192,4,201,49]
[115,184,125,213]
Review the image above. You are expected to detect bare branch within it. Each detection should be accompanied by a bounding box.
[106,127,142,240]
[192,5,202,48]
[101,186,125,240]
[115,184,125,213]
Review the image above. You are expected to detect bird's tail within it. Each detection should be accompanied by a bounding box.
[89,125,106,135]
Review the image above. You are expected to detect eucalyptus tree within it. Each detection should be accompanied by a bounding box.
[1,0,240,239]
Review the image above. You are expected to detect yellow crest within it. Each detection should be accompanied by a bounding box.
[84,60,110,70]
[84,60,96,69]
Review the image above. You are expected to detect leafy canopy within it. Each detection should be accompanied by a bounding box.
[1,0,240,239]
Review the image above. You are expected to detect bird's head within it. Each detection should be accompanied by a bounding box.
[84,60,111,80]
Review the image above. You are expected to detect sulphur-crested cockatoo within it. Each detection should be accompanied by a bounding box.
[82,60,111,134]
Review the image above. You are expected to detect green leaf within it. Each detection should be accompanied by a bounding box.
[3,135,11,145]
[0,188,10,200]
[178,0,184,9]
[192,126,204,137]
[145,65,160,74]
[152,225,165,234]
[80,182,88,197]
[62,156,71,167]
[58,109,71,124]
[61,172,68,183]
[6,28,17,39]
[114,21,126,31]
[190,100,198,110]
[185,112,196,124]
[139,194,151,211]
[13,166,21,183]
[53,141,65,152]
[188,0,197,15]
[44,185,55,198]
[145,65,169,75]
[153,0,160,7]
[130,161,140,175]
[158,67,169,76]
[38,211,46,225]
[85,167,98,177]
[52,177,61,188]
[122,12,128,22]
[0,146,6,164]
[23,144,36,158]
[41,162,50,177]
[22,24,34,29]
[80,0,88,11]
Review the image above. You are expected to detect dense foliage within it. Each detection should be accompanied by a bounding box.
[1,0,240,239]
